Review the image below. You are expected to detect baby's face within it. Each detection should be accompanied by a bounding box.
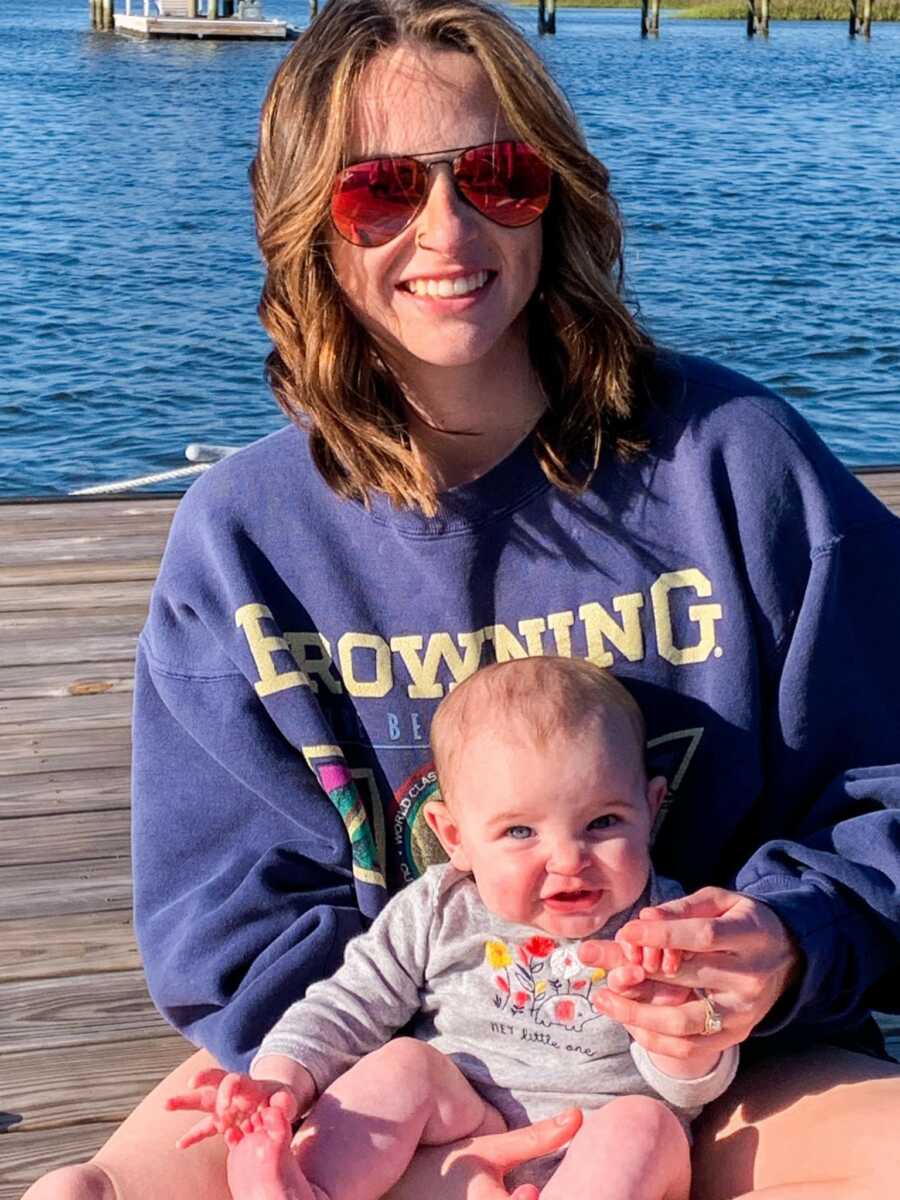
[428,713,666,939]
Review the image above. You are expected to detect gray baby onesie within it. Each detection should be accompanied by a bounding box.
[254,864,738,1185]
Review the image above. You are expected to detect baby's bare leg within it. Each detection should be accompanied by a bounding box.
[297,1037,502,1200]
[227,1105,319,1200]
[541,1096,691,1200]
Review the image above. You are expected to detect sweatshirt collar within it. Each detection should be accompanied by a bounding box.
[363,433,551,536]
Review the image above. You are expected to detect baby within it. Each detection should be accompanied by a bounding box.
[170,657,737,1200]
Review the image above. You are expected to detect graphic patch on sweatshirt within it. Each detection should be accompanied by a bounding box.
[485,936,608,1033]
[388,762,446,885]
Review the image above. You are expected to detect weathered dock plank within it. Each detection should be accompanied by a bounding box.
[0,497,178,525]
[3,1035,191,1133]
[0,611,150,638]
[0,633,138,668]
[0,663,135,703]
[854,467,900,509]
[0,580,153,614]
[0,766,131,818]
[0,726,132,777]
[0,691,133,735]
[0,911,140,982]
[0,857,132,921]
[0,808,131,868]
[3,1032,190,1132]
[3,534,171,568]
[1,971,170,1056]
[2,559,164,588]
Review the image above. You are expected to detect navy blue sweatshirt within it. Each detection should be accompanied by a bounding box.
[132,353,900,1071]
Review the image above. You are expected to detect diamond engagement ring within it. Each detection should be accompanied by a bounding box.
[700,992,723,1036]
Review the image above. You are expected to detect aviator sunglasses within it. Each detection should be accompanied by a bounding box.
[330,140,552,248]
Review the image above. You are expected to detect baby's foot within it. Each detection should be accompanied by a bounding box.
[226,1105,326,1200]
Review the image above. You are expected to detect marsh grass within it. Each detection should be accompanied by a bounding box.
[508,0,900,15]
[675,0,899,16]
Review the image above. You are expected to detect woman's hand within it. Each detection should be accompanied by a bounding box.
[386,1109,583,1200]
[165,1067,300,1150]
[583,887,803,1059]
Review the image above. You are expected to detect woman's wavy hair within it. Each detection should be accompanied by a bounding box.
[250,0,655,516]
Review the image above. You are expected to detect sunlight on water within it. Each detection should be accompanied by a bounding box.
[1,2,898,494]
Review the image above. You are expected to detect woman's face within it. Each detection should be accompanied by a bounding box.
[329,45,543,382]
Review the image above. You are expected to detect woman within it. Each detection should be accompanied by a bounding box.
[27,2,900,1198]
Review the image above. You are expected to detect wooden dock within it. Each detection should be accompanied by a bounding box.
[114,13,292,39]
[0,496,187,1200]
[88,0,295,40]
[2,475,899,1198]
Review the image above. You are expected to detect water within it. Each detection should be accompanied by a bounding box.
[1,1,899,496]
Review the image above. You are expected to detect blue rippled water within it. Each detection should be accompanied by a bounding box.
[1,1,899,495]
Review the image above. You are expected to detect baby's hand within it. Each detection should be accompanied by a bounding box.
[166,1068,299,1150]
[615,906,684,977]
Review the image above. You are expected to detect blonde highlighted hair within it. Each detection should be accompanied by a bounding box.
[250,0,655,516]
[430,657,646,800]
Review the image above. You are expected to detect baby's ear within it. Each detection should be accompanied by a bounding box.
[423,800,471,872]
[645,775,668,821]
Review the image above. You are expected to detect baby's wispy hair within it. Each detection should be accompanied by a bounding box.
[430,656,645,803]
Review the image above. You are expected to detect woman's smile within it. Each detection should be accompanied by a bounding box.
[398,269,494,300]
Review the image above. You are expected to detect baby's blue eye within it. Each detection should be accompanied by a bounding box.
[506,825,534,840]
[588,815,618,831]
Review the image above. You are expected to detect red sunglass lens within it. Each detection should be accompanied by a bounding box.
[331,142,551,246]
[456,143,551,227]
[332,157,426,247]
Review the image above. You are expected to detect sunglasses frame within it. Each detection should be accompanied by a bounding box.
[330,139,552,248]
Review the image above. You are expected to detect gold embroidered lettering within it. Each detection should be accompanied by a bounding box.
[390,631,487,699]
[338,632,393,698]
[235,603,308,698]
[285,632,342,695]
[578,595,645,667]
[651,570,722,666]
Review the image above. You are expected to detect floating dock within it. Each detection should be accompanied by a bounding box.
[115,12,291,38]
[87,0,296,41]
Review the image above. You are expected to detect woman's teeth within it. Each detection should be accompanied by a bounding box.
[404,270,489,298]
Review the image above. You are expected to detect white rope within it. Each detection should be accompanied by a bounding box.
[70,463,211,496]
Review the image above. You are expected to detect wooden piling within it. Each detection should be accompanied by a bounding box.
[862,0,873,34]
[309,0,318,14]
[759,0,769,33]
[101,0,113,30]
[640,0,659,35]
[187,0,197,14]
[746,0,756,35]
[849,0,859,33]
[223,0,234,14]
[208,0,217,18]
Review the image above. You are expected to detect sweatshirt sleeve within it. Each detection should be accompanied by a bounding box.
[629,1043,739,1117]
[735,564,900,1034]
[130,470,390,1072]
[132,641,369,1071]
[732,473,900,1036]
[251,874,434,1094]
